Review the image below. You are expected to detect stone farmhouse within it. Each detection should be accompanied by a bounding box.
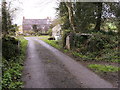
[22,17,51,34]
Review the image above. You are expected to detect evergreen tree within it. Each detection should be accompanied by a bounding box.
[2,0,8,36]
[2,0,18,36]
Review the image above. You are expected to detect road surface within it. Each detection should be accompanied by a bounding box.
[22,37,114,88]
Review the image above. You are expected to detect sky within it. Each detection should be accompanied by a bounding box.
[3,0,120,25]
[9,0,58,25]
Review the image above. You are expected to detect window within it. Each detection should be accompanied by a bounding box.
[32,25,38,32]
[32,25,37,30]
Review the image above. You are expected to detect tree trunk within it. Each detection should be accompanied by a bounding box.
[65,2,76,32]
[94,3,102,31]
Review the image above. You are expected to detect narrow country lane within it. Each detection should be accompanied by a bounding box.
[22,37,114,88]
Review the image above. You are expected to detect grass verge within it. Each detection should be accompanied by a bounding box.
[88,64,119,73]
[43,40,62,50]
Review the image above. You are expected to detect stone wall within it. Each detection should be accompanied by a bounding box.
[65,33,92,50]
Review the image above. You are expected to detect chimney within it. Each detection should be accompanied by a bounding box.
[47,17,50,20]
[23,16,25,20]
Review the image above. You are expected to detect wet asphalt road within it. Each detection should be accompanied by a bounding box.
[22,37,114,88]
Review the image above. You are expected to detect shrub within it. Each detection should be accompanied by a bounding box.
[2,37,28,89]
[74,34,91,48]
[87,34,111,52]
[47,29,52,36]
[2,36,19,60]
[69,33,118,62]
[2,61,23,89]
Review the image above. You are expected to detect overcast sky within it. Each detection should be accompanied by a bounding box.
[9,0,58,25]
[4,0,120,25]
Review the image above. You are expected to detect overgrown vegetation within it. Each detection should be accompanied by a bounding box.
[2,37,28,89]
[70,32,119,63]
[2,36,19,60]
[2,0,28,89]
[41,33,119,63]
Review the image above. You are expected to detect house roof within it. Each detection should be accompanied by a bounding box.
[23,19,50,25]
